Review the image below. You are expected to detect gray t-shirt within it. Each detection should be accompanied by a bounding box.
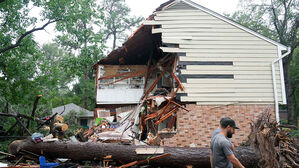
[211,134,233,168]
[211,128,221,140]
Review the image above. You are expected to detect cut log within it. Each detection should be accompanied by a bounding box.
[53,123,68,132]
[9,140,258,167]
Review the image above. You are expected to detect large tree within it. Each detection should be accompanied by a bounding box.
[55,0,105,109]
[101,0,143,49]
[231,0,298,125]
[0,0,105,136]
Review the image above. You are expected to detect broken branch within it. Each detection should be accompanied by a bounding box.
[0,19,60,54]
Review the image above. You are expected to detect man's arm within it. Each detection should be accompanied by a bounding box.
[210,150,213,168]
[226,154,245,168]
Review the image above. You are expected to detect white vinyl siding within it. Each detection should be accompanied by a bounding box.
[145,3,283,104]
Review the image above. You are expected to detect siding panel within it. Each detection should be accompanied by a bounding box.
[153,7,283,104]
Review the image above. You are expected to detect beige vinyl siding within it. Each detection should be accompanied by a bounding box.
[165,2,197,10]
[161,47,277,54]
[179,56,278,62]
[161,38,276,45]
[149,5,283,104]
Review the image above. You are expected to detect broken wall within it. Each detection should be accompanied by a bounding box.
[96,65,147,105]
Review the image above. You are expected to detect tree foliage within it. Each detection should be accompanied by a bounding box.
[101,0,143,49]
[231,0,298,125]
[54,0,105,110]
[0,0,143,145]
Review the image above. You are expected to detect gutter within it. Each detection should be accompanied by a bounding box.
[272,47,291,124]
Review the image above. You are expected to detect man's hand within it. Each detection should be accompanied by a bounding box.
[227,154,245,168]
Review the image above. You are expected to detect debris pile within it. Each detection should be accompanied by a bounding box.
[79,55,188,146]
[77,93,188,145]
[248,110,299,168]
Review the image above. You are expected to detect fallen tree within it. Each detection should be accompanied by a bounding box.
[9,139,258,167]
[248,112,299,168]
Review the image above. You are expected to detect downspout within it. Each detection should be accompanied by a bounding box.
[272,47,291,124]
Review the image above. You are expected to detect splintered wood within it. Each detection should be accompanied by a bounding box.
[248,110,299,168]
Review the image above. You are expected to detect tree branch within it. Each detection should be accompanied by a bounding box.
[282,0,288,31]
[270,0,283,42]
[0,19,60,54]
[26,95,42,129]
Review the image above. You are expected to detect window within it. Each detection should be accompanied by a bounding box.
[80,119,88,128]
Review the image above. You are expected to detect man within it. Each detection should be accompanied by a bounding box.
[211,117,230,140]
[210,117,229,167]
[210,118,245,168]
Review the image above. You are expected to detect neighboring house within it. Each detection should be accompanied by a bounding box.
[52,103,94,128]
[93,0,289,147]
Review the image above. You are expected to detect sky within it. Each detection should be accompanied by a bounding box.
[33,0,240,45]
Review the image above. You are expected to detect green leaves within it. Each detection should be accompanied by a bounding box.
[101,0,143,49]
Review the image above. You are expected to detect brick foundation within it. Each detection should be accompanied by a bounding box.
[161,104,275,148]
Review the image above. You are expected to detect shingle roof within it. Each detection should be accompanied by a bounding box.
[52,103,93,117]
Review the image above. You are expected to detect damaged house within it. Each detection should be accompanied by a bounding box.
[93,0,289,148]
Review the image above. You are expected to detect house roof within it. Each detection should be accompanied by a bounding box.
[157,0,287,50]
[52,103,93,117]
[95,0,287,67]
[97,25,155,65]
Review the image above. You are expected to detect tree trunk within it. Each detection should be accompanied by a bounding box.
[112,31,116,49]
[283,53,297,126]
[9,140,258,167]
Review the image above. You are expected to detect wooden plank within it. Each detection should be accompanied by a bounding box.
[135,148,164,154]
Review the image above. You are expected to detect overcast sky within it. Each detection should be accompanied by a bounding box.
[33,0,240,45]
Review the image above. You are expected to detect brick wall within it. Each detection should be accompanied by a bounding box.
[161,104,275,148]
